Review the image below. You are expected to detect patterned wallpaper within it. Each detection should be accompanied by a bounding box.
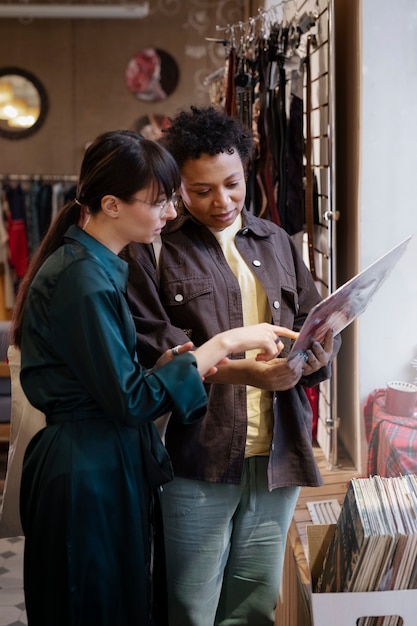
[0,0,249,173]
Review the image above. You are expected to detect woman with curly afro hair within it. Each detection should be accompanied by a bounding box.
[122,106,340,626]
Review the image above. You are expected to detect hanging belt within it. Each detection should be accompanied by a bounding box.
[225,46,237,118]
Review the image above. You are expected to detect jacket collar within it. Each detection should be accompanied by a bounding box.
[163,208,277,239]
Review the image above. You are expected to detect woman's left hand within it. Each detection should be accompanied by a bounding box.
[156,341,195,368]
[156,341,222,379]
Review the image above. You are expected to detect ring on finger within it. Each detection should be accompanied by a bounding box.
[171,345,181,357]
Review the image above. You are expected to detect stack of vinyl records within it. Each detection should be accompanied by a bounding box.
[316,475,417,626]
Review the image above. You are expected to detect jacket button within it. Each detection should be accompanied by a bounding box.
[174,294,184,302]
[252,259,261,267]
[273,301,280,309]
[242,228,248,234]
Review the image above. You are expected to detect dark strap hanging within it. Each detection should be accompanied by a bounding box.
[225,45,237,118]
[255,36,280,225]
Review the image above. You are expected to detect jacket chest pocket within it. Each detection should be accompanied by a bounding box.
[160,277,215,327]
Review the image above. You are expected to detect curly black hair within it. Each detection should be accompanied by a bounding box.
[161,105,255,168]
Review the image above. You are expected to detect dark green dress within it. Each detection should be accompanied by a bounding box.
[19,225,207,626]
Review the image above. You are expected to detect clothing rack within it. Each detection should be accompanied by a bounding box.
[204,0,319,69]
[0,174,78,183]
[213,0,310,36]
[209,0,319,46]
[0,174,79,312]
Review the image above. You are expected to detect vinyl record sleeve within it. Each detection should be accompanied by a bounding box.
[288,235,413,360]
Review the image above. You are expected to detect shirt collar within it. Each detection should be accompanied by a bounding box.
[210,213,242,244]
[64,224,129,291]
[240,210,279,237]
[164,209,277,239]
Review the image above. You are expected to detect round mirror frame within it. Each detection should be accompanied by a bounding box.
[0,66,48,140]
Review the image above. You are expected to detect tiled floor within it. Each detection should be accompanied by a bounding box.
[0,534,26,626]
[0,443,26,626]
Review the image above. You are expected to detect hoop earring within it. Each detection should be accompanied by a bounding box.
[174,195,182,210]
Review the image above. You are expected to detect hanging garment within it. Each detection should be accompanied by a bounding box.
[225,46,237,118]
[254,36,280,225]
[304,385,319,441]
[27,180,42,256]
[6,184,28,279]
[283,92,305,235]
[38,183,52,240]
[0,191,15,309]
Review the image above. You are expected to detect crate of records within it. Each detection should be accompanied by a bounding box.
[308,475,417,626]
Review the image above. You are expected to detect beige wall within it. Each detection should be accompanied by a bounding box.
[0,3,246,175]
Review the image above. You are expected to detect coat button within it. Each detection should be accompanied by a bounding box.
[252,259,261,267]
[273,301,280,309]
[241,228,248,235]
[174,294,184,302]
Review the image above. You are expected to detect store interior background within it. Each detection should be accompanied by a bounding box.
[0,0,416,476]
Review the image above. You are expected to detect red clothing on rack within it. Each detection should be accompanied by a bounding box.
[8,215,28,278]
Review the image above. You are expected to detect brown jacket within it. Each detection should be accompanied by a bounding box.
[122,210,340,488]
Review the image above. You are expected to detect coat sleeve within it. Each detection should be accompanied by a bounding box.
[23,256,208,427]
[122,242,191,368]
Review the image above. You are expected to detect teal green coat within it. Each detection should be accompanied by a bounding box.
[19,225,207,626]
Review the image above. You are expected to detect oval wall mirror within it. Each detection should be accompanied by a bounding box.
[0,67,48,140]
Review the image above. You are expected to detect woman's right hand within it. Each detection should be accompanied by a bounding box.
[220,323,285,361]
[193,323,297,378]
